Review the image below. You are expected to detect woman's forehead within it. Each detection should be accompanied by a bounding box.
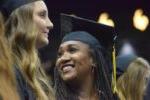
[59,41,89,49]
[33,1,48,12]
[34,1,47,9]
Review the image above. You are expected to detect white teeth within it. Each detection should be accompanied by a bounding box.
[62,65,73,72]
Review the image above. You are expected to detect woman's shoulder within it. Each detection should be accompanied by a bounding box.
[14,65,36,100]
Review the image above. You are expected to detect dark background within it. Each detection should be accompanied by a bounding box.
[39,0,150,72]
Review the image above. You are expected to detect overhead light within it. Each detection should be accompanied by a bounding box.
[119,42,136,56]
[97,12,115,27]
[133,9,149,31]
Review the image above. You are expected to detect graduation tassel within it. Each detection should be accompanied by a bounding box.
[112,35,117,94]
[112,45,117,93]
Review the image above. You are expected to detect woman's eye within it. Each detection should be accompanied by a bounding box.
[57,52,62,58]
[69,48,77,53]
[39,11,46,18]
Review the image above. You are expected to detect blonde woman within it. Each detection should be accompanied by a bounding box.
[116,55,150,100]
[0,12,19,100]
[1,0,55,99]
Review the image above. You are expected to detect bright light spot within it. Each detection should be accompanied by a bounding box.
[133,9,149,31]
[97,12,115,27]
[119,43,136,56]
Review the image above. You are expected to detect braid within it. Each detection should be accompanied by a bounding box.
[54,68,78,100]
[93,47,114,100]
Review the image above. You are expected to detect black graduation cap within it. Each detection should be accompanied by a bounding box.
[61,13,117,50]
[0,0,39,19]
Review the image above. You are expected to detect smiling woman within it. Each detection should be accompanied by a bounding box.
[55,31,115,100]
[56,40,93,82]
[54,14,116,100]
[1,0,55,100]
[33,1,53,48]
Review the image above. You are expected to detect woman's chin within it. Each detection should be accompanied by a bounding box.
[36,37,49,48]
[61,73,77,82]
[42,38,49,45]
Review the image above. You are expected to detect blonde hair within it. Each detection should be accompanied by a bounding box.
[5,1,55,100]
[0,12,19,100]
[116,57,150,100]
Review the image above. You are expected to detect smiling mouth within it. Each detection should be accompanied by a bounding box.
[61,64,74,72]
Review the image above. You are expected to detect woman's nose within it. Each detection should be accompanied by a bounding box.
[46,17,53,30]
[59,53,71,64]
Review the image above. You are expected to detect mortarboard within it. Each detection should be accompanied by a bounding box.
[0,0,41,19]
[61,13,116,50]
[60,13,118,93]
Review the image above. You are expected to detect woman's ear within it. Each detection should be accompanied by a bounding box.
[89,58,96,73]
[91,63,96,73]
[89,55,96,67]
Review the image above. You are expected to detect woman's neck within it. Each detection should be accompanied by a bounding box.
[78,86,98,100]
[68,74,98,100]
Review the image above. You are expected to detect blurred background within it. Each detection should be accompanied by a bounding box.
[39,0,150,74]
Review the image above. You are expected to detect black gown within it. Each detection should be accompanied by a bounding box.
[14,65,36,100]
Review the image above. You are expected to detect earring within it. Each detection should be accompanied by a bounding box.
[92,64,96,73]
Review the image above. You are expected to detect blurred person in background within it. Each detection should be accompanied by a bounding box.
[116,54,150,100]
